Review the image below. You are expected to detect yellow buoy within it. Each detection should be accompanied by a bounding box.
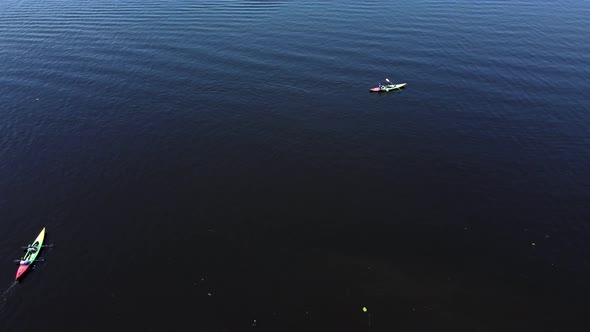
[362,307,368,312]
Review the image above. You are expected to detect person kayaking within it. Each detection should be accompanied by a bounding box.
[19,258,32,265]
[26,245,38,253]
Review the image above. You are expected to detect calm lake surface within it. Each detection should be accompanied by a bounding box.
[1,0,589,330]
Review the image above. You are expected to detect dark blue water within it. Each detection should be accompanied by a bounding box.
[1,0,589,330]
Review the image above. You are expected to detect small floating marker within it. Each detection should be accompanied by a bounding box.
[531,242,536,246]
[362,306,368,312]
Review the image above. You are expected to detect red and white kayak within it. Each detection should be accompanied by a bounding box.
[16,228,46,280]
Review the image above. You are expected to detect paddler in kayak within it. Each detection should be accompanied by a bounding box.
[25,245,38,253]
[18,245,38,265]
[379,79,394,90]
[19,258,32,265]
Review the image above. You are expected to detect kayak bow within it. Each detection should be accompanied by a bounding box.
[15,227,46,280]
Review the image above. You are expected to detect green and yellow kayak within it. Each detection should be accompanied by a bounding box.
[369,83,407,92]
[16,227,45,280]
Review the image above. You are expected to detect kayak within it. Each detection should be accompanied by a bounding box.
[369,83,407,92]
[15,227,46,280]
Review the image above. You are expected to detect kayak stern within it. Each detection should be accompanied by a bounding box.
[15,265,30,280]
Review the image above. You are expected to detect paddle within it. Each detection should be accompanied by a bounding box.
[21,244,54,249]
[13,258,45,263]
[387,78,406,91]
[385,78,398,90]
